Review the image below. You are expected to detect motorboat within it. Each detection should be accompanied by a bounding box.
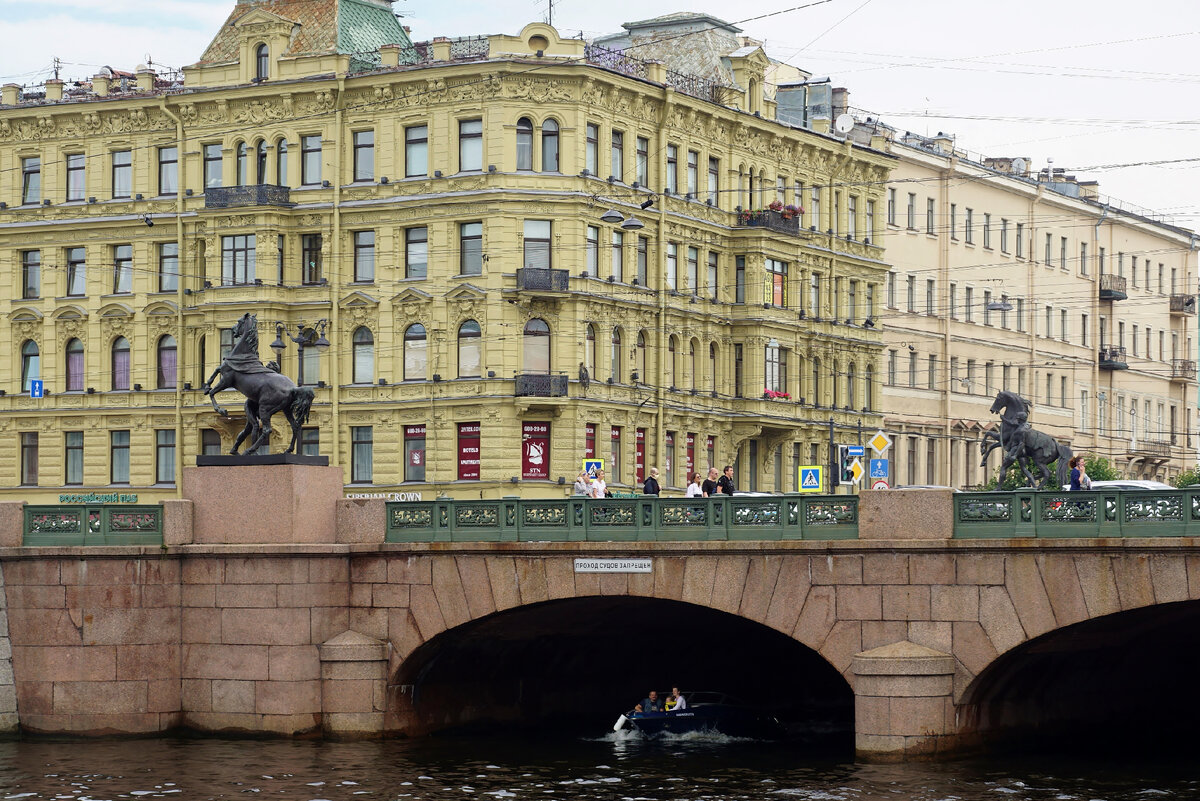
[613,691,785,738]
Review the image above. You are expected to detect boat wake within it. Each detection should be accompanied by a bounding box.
[589,729,760,745]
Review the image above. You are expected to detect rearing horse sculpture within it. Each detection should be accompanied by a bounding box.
[201,313,315,455]
[981,389,1073,490]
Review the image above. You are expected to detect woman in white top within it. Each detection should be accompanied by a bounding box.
[685,472,704,498]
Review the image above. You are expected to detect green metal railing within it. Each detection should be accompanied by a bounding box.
[385,495,858,542]
[954,490,1200,538]
[23,505,163,546]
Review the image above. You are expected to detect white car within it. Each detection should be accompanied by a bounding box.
[1060,479,1174,491]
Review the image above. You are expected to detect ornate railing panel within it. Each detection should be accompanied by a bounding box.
[385,495,857,542]
[204,185,293,209]
[954,490,1200,538]
[736,209,801,235]
[584,43,648,80]
[514,373,568,397]
[23,505,163,546]
[516,268,570,293]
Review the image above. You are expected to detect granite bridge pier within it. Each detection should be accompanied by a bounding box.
[1,463,1199,760]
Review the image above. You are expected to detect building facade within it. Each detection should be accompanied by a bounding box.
[878,132,1198,487]
[0,3,890,502]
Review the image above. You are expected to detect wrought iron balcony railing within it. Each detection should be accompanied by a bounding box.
[1170,294,1196,315]
[204,184,293,209]
[1172,358,1197,381]
[1098,345,1128,370]
[1099,273,1127,301]
[514,373,568,397]
[735,208,801,235]
[516,267,569,293]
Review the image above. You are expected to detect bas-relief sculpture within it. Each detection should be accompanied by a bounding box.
[981,389,1074,489]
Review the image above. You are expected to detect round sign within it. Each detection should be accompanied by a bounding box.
[871,479,890,491]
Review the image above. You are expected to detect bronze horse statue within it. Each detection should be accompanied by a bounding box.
[981,389,1073,490]
[201,312,315,455]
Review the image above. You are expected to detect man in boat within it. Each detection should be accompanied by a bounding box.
[634,689,661,714]
[665,687,687,711]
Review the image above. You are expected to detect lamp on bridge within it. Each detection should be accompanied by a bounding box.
[270,319,331,381]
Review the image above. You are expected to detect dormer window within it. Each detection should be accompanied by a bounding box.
[255,43,269,81]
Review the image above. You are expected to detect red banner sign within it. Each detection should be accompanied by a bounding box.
[522,422,550,480]
[457,422,480,481]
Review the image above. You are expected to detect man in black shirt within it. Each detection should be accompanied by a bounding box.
[701,467,720,497]
[717,465,736,496]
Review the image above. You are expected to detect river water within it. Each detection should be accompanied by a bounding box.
[0,732,1195,801]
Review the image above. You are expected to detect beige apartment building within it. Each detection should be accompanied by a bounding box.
[878,133,1198,487]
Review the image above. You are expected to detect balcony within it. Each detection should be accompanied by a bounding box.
[515,373,568,398]
[204,184,294,210]
[1098,345,1128,370]
[1171,358,1197,382]
[1170,294,1196,316]
[1127,440,1172,460]
[1099,273,1127,301]
[735,208,801,236]
[515,267,569,294]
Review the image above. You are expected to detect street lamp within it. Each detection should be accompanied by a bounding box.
[271,319,331,382]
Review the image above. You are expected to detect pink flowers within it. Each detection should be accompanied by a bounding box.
[763,389,791,400]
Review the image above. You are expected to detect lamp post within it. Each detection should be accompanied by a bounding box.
[270,318,331,385]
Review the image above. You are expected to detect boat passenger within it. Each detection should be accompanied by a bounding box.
[668,687,687,711]
[635,689,661,714]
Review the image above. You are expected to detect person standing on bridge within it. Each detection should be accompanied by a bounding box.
[643,467,661,496]
[702,467,720,497]
[717,465,736,496]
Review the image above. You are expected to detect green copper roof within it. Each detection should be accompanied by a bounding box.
[338,0,412,71]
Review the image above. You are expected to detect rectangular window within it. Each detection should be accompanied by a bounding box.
[585,123,598,174]
[665,431,676,487]
[906,275,915,313]
[1000,218,1009,253]
[458,423,480,481]
[353,230,375,282]
[201,429,222,456]
[460,222,483,275]
[156,429,176,485]
[523,220,551,270]
[352,130,374,182]
[610,130,624,179]
[666,144,678,193]
[965,287,974,322]
[1081,313,1089,346]
[1046,233,1053,266]
[66,152,86,201]
[949,283,957,318]
[906,193,916,229]
[964,208,974,244]
[297,428,319,458]
[352,426,373,483]
[403,227,427,279]
[983,290,992,325]
[949,203,957,239]
[707,252,717,300]
[983,213,992,248]
[635,136,649,186]
[111,150,132,198]
[301,135,322,185]
[22,156,41,204]
[404,425,425,483]
[887,272,896,307]
[65,431,83,485]
[1099,247,1106,273]
[735,256,745,304]
[20,432,38,486]
[405,125,428,177]
[221,234,256,285]
[767,259,787,307]
[666,242,678,290]
[686,150,698,197]
[67,246,86,296]
[1080,242,1088,275]
[734,344,744,397]
[708,157,719,205]
[1060,236,1068,270]
[927,355,936,389]
[1045,305,1053,337]
[158,146,178,195]
[1061,309,1069,342]
[459,118,483,171]
[926,197,935,233]
[638,237,649,286]
[1016,222,1024,258]
[112,244,133,294]
[611,231,624,282]
[866,199,875,241]
[159,242,179,292]
[302,233,323,284]
[610,427,622,484]
[887,350,897,385]
[1017,298,1025,331]
[21,251,40,299]
[848,195,858,239]
[926,279,935,315]
[908,352,916,388]
[203,144,223,188]
[586,225,599,276]
[687,247,699,295]
[887,188,896,225]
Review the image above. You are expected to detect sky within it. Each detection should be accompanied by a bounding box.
[2,0,1196,230]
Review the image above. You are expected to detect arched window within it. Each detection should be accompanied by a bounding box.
[523,318,550,373]
[709,342,717,393]
[20,340,39,393]
[516,117,533,171]
[255,140,267,185]
[111,336,130,391]
[811,357,821,405]
[157,334,177,389]
[610,327,622,383]
[584,324,596,380]
[65,338,84,392]
[236,141,247,185]
[689,340,697,391]
[636,331,647,382]
[352,327,374,384]
[847,362,857,409]
[403,323,427,381]
[668,336,678,388]
[275,139,289,187]
[255,43,269,81]
[864,364,875,411]
[541,119,559,172]
[458,320,481,378]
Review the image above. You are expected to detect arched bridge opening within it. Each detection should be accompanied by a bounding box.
[960,600,1200,756]
[391,596,852,749]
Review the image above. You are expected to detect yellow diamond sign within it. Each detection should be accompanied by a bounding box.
[850,457,864,484]
[869,430,892,454]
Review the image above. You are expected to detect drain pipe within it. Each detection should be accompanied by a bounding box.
[160,97,185,497]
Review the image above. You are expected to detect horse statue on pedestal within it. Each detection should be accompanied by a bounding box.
[200,312,315,455]
[980,389,1073,489]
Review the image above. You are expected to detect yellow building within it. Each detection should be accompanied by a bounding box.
[876,131,1198,486]
[0,4,891,502]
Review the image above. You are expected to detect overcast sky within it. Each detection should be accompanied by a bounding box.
[3,0,1196,228]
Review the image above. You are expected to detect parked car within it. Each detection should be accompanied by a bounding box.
[1059,479,1174,491]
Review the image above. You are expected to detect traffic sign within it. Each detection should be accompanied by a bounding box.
[872,479,890,490]
[869,458,889,480]
[850,457,864,484]
[846,445,865,457]
[798,465,823,493]
[29,380,43,399]
[869,430,892,454]
[582,458,604,477]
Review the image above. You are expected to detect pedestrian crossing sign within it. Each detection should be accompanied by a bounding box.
[798,465,823,493]
[582,459,604,477]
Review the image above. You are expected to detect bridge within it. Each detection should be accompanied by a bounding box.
[1,464,1199,761]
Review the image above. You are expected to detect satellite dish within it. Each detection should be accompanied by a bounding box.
[834,113,855,134]
[1011,157,1027,175]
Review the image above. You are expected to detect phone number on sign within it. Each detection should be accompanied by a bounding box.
[573,558,652,573]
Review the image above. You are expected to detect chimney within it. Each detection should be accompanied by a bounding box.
[380,43,401,68]
[831,87,850,119]
[136,65,155,92]
[44,79,64,101]
[430,37,452,61]
[92,73,110,96]
[1,83,20,105]
[1078,180,1100,201]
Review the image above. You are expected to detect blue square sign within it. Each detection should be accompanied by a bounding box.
[29,379,43,399]
[798,465,823,493]
[870,458,888,480]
